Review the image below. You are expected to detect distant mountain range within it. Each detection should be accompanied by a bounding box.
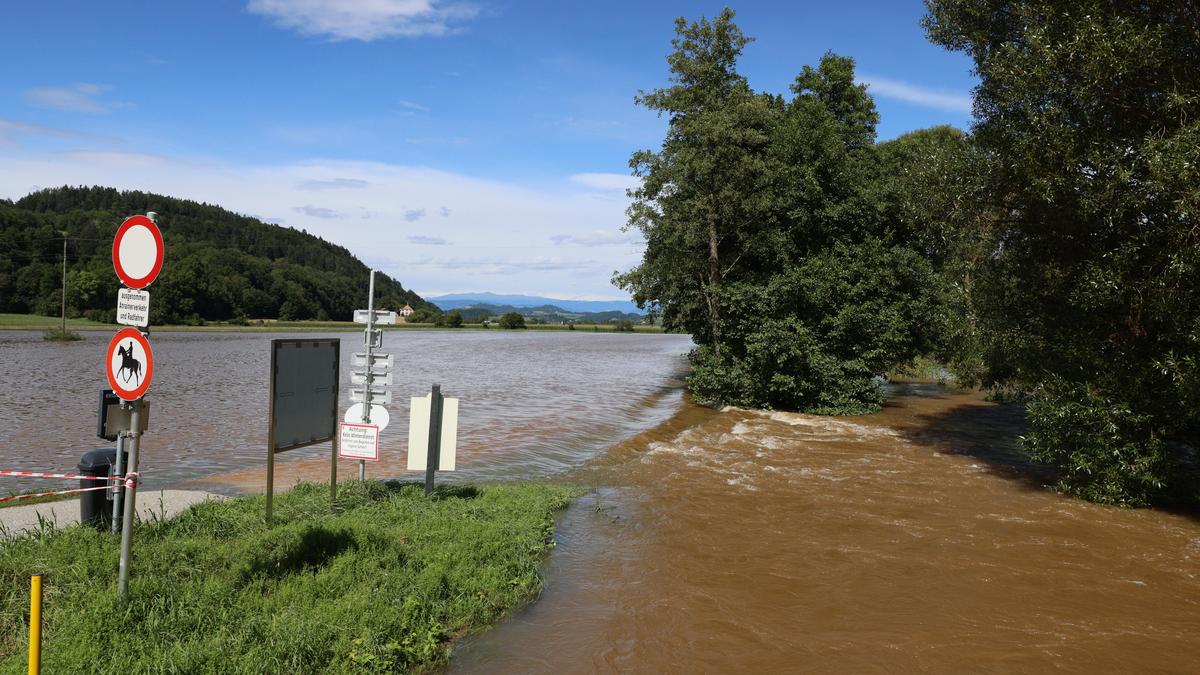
[427,292,644,315]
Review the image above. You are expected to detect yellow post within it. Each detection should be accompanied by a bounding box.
[28,574,42,675]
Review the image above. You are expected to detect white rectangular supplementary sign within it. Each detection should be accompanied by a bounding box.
[407,395,458,471]
[339,423,379,460]
[116,288,150,328]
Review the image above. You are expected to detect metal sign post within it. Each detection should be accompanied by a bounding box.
[344,270,394,480]
[359,271,376,482]
[111,211,163,601]
[425,384,443,497]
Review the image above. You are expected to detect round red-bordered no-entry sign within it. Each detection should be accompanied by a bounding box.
[112,215,164,289]
[106,328,154,401]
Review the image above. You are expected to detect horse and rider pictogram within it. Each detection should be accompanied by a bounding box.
[116,341,142,385]
[106,328,154,401]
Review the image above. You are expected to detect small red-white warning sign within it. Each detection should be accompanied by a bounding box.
[112,215,164,289]
[339,423,379,461]
[106,327,154,401]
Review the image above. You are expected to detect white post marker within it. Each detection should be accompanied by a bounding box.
[407,393,459,471]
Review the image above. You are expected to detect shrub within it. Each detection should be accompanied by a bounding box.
[498,312,526,329]
[1023,379,1175,506]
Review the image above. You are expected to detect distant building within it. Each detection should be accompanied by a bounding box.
[399,304,414,317]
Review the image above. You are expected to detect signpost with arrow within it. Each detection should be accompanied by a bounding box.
[341,270,393,475]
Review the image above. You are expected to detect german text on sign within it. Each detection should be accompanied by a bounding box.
[116,288,150,328]
[339,423,379,460]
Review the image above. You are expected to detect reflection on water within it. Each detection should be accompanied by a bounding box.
[0,330,692,494]
[453,383,1200,672]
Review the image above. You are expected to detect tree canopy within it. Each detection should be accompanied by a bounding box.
[924,0,1200,504]
[0,186,436,324]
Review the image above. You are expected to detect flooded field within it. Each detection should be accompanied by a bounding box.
[3,330,1198,671]
[0,329,692,493]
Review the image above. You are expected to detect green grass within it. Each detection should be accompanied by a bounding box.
[0,480,579,673]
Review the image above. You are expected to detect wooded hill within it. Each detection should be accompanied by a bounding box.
[0,186,436,324]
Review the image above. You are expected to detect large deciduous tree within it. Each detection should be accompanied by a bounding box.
[924,0,1200,504]
[620,10,947,413]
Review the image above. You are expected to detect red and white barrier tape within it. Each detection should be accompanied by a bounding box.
[0,472,140,503]
[0,470,120,482]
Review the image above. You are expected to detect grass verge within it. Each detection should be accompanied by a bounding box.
[0,480,578,672]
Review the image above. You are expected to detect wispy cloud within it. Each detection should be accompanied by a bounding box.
[247,0,480,41]
[569,173,638,192]
[439,206,451,217]
[25,83,133,113]
[399,100,429,112]
[0,155,638,298]
[405,136,468,146]
[550,230,637,247]
[297,177,369,191]
[0,118,122,144]
[294,205,341,219]
[404,208,426,222]
[858,75,972,114]
[408,235,448,245]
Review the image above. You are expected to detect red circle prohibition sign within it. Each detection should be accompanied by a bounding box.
[106,328,154,401]
[112,215,164,289]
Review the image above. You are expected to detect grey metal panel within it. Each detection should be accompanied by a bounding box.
[270,339,340,453]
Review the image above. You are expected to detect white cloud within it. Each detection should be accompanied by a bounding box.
[247,0,480,41]
[0,152,639,298]
[297,177,369,190]
[858,75,973,114]
[25,83,132,113]
[550,230,638,247]
[408,235,448,245]
[569,172,638,192]
[403,208,426,222]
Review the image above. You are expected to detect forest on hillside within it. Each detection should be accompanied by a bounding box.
[0,186,436,324]
[620,6,1198,506]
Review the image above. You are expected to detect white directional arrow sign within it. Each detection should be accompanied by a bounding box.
[344,403,390,430]
[350,387,391,405]
[353,352,393,369]
[354,309,397,325]
[351,370,393,386]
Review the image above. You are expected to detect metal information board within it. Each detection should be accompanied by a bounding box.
[266,338,340,521]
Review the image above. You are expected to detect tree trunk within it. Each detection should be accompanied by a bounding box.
[706,219,722,348]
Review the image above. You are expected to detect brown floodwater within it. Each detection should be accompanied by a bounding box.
[453,382,1200,673]
[4,330,1198,671]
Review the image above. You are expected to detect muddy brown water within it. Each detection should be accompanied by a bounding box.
[3,330,1198,671]
[453,383,1200,673]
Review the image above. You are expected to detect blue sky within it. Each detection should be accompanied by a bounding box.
[0,1,976,299]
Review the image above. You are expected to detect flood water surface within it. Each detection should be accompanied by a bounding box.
[4,330,1198,671]
[454,384,1200,673]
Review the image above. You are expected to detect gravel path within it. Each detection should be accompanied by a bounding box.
[0,490,224,535]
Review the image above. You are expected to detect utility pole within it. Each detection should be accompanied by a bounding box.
[60,232,67,334]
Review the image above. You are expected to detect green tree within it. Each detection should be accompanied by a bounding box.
[439,310,464,328]
[620,10,946,413]
[925,0,1200,504]
[615,8,776,348]
[498,312,526,329]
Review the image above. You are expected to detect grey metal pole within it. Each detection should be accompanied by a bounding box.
[110,432,125,534]
[60,234,67,335]
[117,398,143,599]
[424,384,443,497]
[359,270,376,482]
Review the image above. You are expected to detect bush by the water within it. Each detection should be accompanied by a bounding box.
[0,481,577,672]
[498,312,526,329]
